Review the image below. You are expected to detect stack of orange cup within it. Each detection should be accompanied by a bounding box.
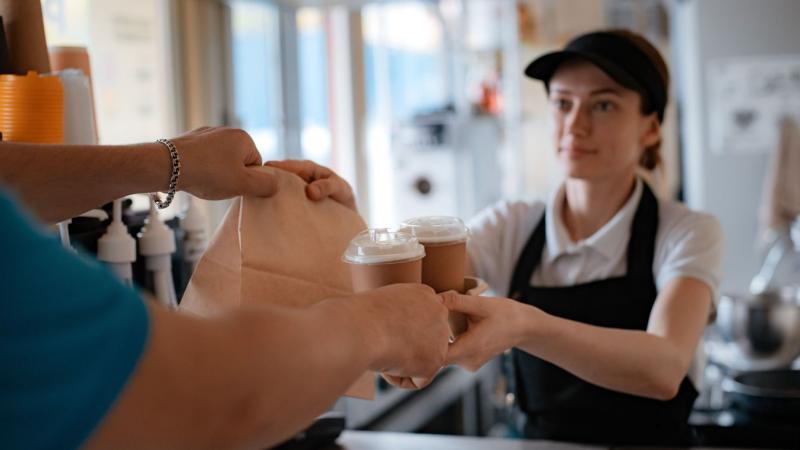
[0,71,64,143]
[49,46,98,144]
[49,46,93,80]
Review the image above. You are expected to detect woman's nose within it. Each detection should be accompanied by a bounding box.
[565,107,591,137]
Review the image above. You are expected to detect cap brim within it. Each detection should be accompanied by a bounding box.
[524,50,642,93]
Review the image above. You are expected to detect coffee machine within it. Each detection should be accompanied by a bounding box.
[386,107,502,227]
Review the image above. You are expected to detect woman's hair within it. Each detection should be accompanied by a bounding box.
[607,29,669,171]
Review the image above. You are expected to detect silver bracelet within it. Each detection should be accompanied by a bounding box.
[152,138,181,209]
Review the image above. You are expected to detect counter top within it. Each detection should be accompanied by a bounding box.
[333,431,755,450]
[335,432,600,450]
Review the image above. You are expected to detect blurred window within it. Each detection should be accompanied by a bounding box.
[362,1,451,121]
[297,7,333,166]
[230,0,282,161]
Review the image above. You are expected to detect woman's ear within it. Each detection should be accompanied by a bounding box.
[640,113,661,149]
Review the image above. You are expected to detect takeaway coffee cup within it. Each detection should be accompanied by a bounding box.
[401,216,470,335]
[400,216,469,293]
[342,228,425,292]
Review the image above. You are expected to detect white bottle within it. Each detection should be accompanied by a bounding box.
[180,194,207,277]
[138,199,177,309]
[97,199,136,286]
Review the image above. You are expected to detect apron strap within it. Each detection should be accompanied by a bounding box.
[507,216,546,299]
[625,181,659,281]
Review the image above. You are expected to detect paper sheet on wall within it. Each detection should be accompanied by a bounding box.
[708,55,800,154]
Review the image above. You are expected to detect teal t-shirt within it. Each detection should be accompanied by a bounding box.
[0,190,149,450]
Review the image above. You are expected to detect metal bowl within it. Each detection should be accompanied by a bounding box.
[715,288,800,370]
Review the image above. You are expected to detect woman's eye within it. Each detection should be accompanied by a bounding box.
[594,100,614,112]
[552,99,571,111]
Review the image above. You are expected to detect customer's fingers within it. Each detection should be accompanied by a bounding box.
[265,160,329,182]
[381,374,432,390]
[242,147,262,167]
[242,167,279,197]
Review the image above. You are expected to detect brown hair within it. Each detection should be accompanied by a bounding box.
[607,29,669,171]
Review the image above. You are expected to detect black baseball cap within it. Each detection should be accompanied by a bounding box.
[524,30,669,122]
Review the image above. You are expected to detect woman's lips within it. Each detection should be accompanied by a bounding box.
[560,146,598,158]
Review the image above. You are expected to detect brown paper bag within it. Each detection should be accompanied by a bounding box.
[181,167,374,399]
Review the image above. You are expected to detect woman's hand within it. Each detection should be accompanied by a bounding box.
[442,292,535,372]
[173,126,278,200]
[265,160,357,212]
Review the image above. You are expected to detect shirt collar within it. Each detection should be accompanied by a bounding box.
[545,178,644,262]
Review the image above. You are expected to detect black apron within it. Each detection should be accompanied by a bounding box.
[507,183,698,446]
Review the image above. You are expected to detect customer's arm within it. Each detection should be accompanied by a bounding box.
[84,284,449,450]
[0,126,277,223]
[1,176,448,450]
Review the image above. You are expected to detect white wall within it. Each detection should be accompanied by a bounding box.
[673,0,800,293]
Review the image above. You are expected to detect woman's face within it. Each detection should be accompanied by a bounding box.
[548,58,660,182]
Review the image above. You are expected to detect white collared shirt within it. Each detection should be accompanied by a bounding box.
[467,178,724,304]
[467,178,724,385]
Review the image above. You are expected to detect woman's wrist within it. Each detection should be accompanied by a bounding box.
[512,301,548,348]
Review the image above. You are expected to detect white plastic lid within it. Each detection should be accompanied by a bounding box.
[343,228,425,265]
[399,216,469,244]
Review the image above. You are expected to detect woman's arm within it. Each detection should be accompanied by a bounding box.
[85,283,450,450]
[444,276,712,400]
[0,127,277,223]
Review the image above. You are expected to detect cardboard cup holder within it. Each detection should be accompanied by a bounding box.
[447,276,489,337]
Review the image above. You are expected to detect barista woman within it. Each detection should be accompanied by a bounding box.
[443,29,723,445]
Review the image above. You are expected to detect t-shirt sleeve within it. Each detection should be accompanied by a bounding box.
[0,192,150,450]
[655,210,725,307]
[467,200,542,296]
[468,203,506,293]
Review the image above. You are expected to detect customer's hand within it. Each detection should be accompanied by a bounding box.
[340,284,450,389]
[442,292,532,372]
[172,126,278,200]
[265,160,357,212]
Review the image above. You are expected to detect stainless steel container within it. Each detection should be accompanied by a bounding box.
[715,288,800,371]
